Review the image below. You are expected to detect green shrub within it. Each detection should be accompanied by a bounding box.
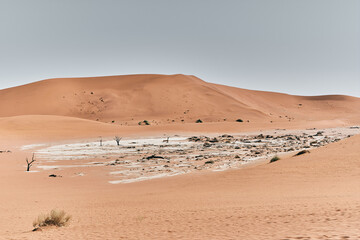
[294,150,310,156]
[270,156,280,163]
[138,120,150,125]
[236,119,244,122]
[196,119,203,123]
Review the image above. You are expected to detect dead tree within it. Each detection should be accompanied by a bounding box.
[99,136,103,147]
[114,136,122,146]
[26,154,36,172]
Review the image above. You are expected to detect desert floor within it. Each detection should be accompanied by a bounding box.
[1,121,360,240]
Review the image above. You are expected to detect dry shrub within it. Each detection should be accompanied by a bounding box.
[33,209,71,228]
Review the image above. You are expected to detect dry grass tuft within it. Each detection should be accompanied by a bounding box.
[33,209,71,228]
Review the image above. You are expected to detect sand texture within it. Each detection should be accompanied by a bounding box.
[1,74,360,239]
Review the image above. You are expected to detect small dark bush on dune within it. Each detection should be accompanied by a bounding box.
[196,119,203,123]
[294,150,310,156]
[138,120,150,125]
[270,156,280,163]
[236,119,243,122]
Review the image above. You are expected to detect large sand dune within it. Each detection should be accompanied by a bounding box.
[1,74,359,126]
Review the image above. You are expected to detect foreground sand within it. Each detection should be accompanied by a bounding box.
[1,124,360,240]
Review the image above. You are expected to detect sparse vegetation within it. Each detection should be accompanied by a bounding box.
[114,136,122,146]
[294,150,310,156]
[315,131,324,136]
[138,120,150,125]
[26,154,36,171]
[236,119,243,122]
[48,174,62,178]
[196,119,203,123]
[270,155,280,163]
[33,209,71,229]
[163,136,170,143]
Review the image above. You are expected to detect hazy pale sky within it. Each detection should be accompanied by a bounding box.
[0,0,359,96]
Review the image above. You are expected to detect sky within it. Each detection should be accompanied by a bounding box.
[0,0,359,96]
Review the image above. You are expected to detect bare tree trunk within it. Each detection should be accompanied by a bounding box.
[114,136,122,146]
[26,154,36,172]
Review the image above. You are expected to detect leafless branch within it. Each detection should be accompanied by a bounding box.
[26,153,36,171]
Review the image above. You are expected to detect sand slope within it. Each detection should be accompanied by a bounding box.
[1,129,359,239]
[1,74,359,125]
[0,74,263,124]
[0,114,355,144]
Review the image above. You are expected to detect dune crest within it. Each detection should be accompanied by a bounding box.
[1,74,359,126]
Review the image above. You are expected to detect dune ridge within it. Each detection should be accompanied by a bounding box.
[1,74,359,126]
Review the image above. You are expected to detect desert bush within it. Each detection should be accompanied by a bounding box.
[139,120,150,125]
[196,119,203,123]
[270,156,280,163]
[33,209,71,228]
[236,119,243,122]
[294,150,310,156]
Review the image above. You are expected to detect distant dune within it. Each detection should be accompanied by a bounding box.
[1,74,359,126]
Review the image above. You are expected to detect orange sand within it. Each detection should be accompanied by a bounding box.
[0,74,359,239]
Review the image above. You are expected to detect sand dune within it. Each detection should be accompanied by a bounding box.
[1,74,360,239]
[212,83,360,123]
[0,74,263,124]
[1,74,359,126]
